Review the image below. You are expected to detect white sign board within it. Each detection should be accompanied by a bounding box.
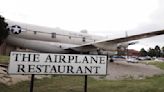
[8,52,107,75]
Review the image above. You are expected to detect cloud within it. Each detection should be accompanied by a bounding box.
[150,0,164,25]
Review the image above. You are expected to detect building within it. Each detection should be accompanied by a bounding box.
[128,49,139,56]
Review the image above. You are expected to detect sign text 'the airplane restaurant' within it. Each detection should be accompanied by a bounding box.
[8,52,107,75]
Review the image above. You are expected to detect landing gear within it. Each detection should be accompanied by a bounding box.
[110,58,114,62]
[109,56,114,62]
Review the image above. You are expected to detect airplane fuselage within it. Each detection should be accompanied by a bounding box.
[6,20,111,53]
[6,20,163,55]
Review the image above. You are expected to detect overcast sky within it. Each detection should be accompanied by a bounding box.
[0,0,164,51]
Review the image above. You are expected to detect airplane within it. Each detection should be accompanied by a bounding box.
[4,20,164,61]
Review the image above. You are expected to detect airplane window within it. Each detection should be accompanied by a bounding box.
[52,33,56,38]
[69,36,71,39]
[19,47,23,49]
[83,37,86,42]
[34,31,37,35]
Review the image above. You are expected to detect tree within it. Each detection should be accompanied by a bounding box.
[162,46,164,57]
[0,15,9,45]
[154,45,161,57]
[139,48,147,56]
[147,48,155,57]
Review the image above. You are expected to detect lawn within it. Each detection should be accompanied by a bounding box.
[142,61,164,70]
[0,55,9,64]
[1,59,164,92]
[1,75,164,92]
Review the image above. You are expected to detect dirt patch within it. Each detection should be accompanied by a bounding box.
[105,62,164,80]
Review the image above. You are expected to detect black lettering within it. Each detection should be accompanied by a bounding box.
[28,65,35,73]
[76,66,83,73]
[82,56,89,63]
[85,66,92,74]
[58,65,65,73]
[17,64,25,73]
[68,56,74,63]
[59,55,66,63]
[33,54,40,62]
[91,57,98,64]
[75,56,78,63]
[44,65,51,73]
[50,65,57,73]
[94,66,100,74]
[74,56,80,63]
[22,54,31,61]
[45,55,52,62]
[13,53,21,61]
[99,57,106,64]
[53,55,58,62]
[67,65,74,73]
[36,65,42,73]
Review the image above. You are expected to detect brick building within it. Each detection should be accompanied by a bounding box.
[128,49,139,56]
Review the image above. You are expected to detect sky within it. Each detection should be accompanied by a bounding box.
[0,0,164,51]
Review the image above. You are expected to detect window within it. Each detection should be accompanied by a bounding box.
[82,37,86,42]
[69,36,71,39]
[34,31,37,35]
[51,33,56,38]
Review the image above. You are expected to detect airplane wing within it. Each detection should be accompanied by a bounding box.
[67,29,164,52]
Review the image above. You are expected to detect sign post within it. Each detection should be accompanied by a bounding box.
[8,51,107,92]
[30,74,35,92]
[84,75,88,92]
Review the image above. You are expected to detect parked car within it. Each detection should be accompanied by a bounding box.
[126,57,139,63]
[137,56,151,61]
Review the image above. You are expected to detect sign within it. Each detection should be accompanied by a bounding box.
[8,52,107,75]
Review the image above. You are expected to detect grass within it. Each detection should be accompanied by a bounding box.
[141,61,164,70]
[1,75,164,92]
[0,55,9,64]
[1,59,164,92]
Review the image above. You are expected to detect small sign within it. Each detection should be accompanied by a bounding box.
[8,52,107,75]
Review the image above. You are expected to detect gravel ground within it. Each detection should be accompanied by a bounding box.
[105,61,164,80]
[0,65,31,85]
